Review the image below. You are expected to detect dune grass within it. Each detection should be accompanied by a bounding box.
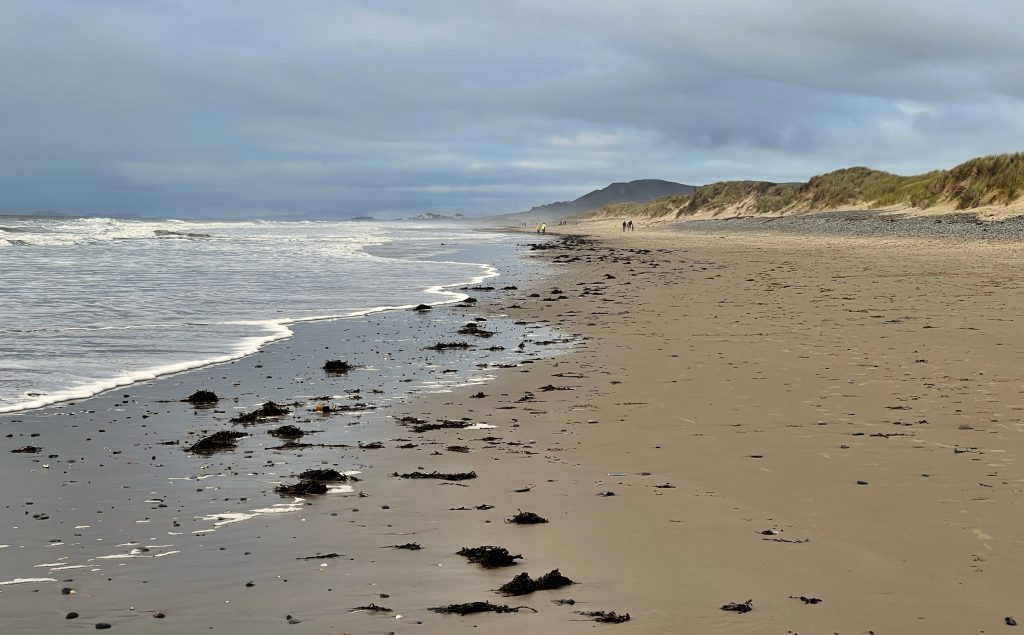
[581,152,1024,219]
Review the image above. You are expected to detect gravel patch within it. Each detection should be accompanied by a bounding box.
[668,211,1024,241]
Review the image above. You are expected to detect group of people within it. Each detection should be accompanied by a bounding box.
[531,219,573,234]
[622,220,635,231]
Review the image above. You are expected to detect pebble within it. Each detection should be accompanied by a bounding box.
[673,211,1024,242]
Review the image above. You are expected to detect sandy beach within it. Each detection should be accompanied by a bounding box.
[5,221,1024,633]
[375,222,1024,634]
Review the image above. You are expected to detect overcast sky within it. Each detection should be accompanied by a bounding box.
[2,1,1023,218]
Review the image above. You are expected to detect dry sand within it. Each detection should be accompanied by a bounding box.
[5,222,1024,633]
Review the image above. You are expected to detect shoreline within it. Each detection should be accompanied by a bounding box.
[0,235,509,416]
[5,223,1024,632]
[0,232,572,633]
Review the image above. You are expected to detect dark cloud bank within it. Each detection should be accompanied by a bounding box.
[2,0,1022,218]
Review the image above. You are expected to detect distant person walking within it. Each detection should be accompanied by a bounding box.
[622,220,627,232]
[627,220,634,231]
[540,223,547,234]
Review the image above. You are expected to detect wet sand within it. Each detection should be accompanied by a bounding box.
[5,224,1024,633]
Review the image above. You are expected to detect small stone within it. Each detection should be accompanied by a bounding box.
[95,623,112,630]
[856,480,869,485]
[65,612,79,620]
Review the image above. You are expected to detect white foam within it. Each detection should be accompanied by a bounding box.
[198,512,258,527]
[92,547,176,560]
[195,500,305,531]
[0,578,56,585]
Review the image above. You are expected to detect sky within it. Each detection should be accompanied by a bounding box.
[2,0,1023,219]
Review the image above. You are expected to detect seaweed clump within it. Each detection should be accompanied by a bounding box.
[409,419,472,433]
[230,401,291,424]
[186,430,247,454]
[323,360,353,373]
[268,425,309,438]
[505,510,548,524]
[297,468,359,482]
[184,390,219,405]
[721,599,753,614]
[394,470,477,481]
[396,415,426,424]
[458,322,495,338]
[425,341,472,351]
[429,602,532,615]
[274,480,329,497]
[577,611,631,623]
[498,570,574,596]
[456,546,522,568]
[352,603,392,613]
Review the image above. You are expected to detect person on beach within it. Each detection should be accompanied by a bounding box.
[622,220,627,232]
[540,223,547,234]
[628,220,635,231]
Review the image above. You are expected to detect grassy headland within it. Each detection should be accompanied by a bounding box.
[583,152,1024,220]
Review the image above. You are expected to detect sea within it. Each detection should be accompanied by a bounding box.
[0,215,518,414]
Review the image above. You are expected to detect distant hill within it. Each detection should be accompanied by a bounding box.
[583,152,1024,221]
[493,179,697,222]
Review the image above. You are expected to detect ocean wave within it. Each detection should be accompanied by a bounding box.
[0,263,496,413]
[0,321,294,414]
[0,217,393,247]
[0,220,509,415]
[153,229,214,239]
